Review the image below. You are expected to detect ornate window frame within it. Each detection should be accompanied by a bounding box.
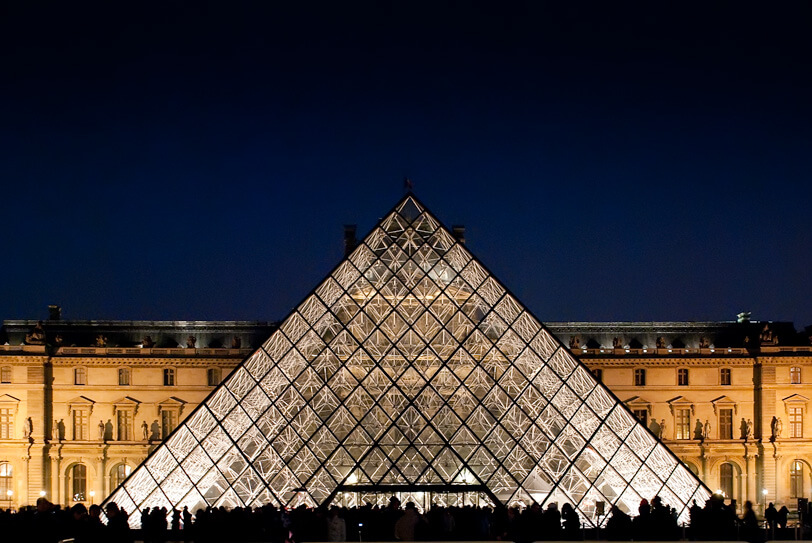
[0,394,20,440]
[158,397,186,439]
[67,396,95,440]
[112,397,140,441]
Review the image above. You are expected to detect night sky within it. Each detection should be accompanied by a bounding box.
[2,3,811,328]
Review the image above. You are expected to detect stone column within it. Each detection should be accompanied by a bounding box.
[20,454,29,508]
[746,452,757,505]
[94,456,105,503]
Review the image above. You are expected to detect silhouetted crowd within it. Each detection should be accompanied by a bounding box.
[0,494,803,543]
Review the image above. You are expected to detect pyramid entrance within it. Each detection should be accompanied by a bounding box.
[332,485,494,512]
[104,194,711,527]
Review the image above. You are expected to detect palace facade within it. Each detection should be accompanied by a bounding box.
[1,313,810,512]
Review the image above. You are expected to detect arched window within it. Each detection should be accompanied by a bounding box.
[720,463,734,499]
[207,368,221,386]
[791,460,806,499]
[791,367,802,384]
[111,464,131,489]
[71,464,87,502]
[0,463,11,500]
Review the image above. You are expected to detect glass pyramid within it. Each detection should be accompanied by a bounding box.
[104,194,710,526]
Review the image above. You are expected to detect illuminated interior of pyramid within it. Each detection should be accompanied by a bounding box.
[104,194,711,526]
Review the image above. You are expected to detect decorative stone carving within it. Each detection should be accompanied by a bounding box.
[99,420,105,441]
[703,419,711,440]
[23,416,33,440]
[760,324,778,345]
[699,337,710,348]
[95,334,107,347]
[142,335,155,348]
[186,336,197,348]
[231,336,242,349]
[569,336,580,349]
[771,416,782,440]
[142,420,149,441]
[612,337,623,349]
[25,321,46,345]
[656,336,666,348]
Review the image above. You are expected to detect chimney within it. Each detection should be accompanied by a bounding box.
[48,305,62,320]
[343,225,357,256]
[451,225,466,244]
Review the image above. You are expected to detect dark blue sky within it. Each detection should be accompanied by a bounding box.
[2,3,811,328]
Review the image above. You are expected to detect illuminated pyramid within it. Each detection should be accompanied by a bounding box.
[104,194,710,526]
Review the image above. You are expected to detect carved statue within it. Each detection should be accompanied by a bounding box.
[771,416,782,440]
[25,321,46,345]
[143,335,155,348]
[569,336,580,349]
[656,337,666,348]
[699,337,710,348]
[52,418,58,440]
[612,337,623,349]
[54,334,64,346]
[186,336,197,348]
[95,334,107,347]
[142,420,149,441]
[745,418,753,440]
[231,336,242,349]
[703,420,711,440]
[99,420,105,441]
[23,416,33,439]
[659,418,666,439]
[760,324,778,345]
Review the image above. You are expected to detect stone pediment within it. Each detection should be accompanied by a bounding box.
[782,394,809,415]
[0,394,21,414]
[67,395,96,415]
[112,396,141,415]
[711,395,737,415]
[667,395,695,415]
[158,396,187,416]
[624,396,652,415]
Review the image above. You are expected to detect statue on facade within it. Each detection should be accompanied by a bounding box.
[23,417,33,440]
[25,321,46,345]
[771,416,782,440]
[142,420,149,441]
[656,337,666,348]
[52,418,58,440]
[231,336,242,349]
[744,418,753,441]
[703,420,711,440]
[612,337,623,349]
[95,334,107,347]
[569,336,580,349]
[99,420,105,441]
[659,419,666,439]
[699,337,710,348]
[142,335,155,348]
[186,336,197,348]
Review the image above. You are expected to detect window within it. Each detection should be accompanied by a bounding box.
[0,408,12,439]
[74,367,87,385]
[633,409,648,427]
[71,464,86,502]
[678,368,689,386]
[117,409,133,441]
[0,367,11,383]
[791,460,805,499]
[118,368,130,386]
[791,367,802,384]
[720,368,731,386]
[634,369,646,386]
[163,368,175,386]
[591,369,602,383]
[719,408,733,439]
[0,464,11,500]
[161,409,178,439]
[676,408,691,439]
[73,409,89,440]
[207,368,222,386]
[790,407,803,438]
[720,463,734,499]
[112,464,131,488]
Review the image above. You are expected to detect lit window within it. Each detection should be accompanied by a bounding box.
[72,409,88,441]
[790,407,803,438]
[791,460,805,499]
[118,368,130,386]
[719,408,733,439]
[720,463,734,498]
[0,464,11,499]
[0,409,13,439]
[71,464,86,502]
[161,409,178,439]
[207,368,222,386]
[720,368,731,386]
[676,408,691,439]
[634,369,646,386]
[678,368,689,386]
[791,367,802,384]
[117,409,133,441]
[632,409,648,427]
[163,368,175,386]
[0,367,11,384]
[112,464,131,489]
[74,367,87,385]
[591,369,602,383]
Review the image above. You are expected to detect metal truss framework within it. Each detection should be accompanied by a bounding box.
[104,194,711,526]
